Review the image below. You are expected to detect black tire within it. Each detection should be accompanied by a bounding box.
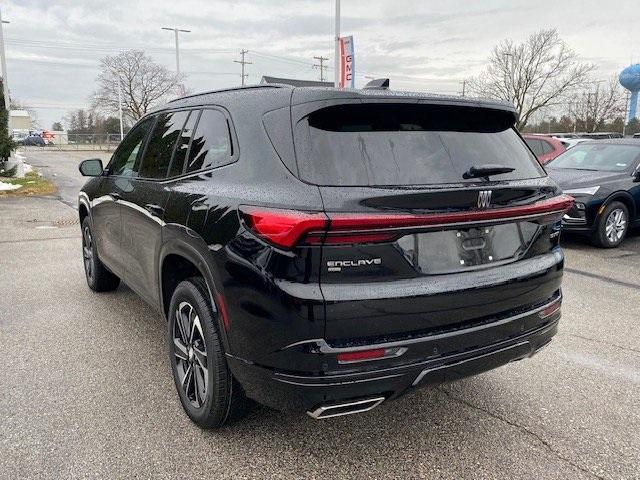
[81,217,120,291]
[591,201,629,248]
[168,277,251,428]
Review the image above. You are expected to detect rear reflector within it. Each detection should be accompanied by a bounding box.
[336,346,407,364]
[337,349,386,363]
[216,293,231,330]
[539,299,562,319]
[239,195,574,249]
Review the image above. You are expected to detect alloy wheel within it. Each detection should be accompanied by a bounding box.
[173,301,208,408]
[605,208,627,244]
[82,225,93,280]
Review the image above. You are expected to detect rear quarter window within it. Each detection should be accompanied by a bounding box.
[294,103,544,186]
[185,109,234,174]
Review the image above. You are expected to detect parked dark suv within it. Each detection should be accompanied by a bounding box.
[78,84,572,427]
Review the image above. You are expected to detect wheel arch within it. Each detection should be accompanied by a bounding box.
[601,191,636,220]
[158,236,231,350]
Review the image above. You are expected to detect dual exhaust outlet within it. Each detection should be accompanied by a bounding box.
[307,396,386,420]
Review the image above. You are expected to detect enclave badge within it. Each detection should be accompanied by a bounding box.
[477,190,492,209]
[327,258,382,272]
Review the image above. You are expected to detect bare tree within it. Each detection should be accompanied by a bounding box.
[92,50,182,121]
[469,29,594,129]
[569,78,625,132]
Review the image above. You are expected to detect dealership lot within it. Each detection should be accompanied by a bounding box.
[1,151,639,479]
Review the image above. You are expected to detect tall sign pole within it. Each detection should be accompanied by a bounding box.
[0,7,10,111]
[334,0,340,87]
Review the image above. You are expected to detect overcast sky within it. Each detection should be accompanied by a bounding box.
[4,0,639,128]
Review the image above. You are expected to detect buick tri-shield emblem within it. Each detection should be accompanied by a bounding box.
[477,190,492,209]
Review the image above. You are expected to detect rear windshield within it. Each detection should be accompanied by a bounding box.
[294,103,544,186]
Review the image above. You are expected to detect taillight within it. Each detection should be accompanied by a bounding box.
[239,195,574,249]
[239,206,327,249]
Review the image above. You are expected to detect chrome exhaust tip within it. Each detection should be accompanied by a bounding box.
[307,396,385,419]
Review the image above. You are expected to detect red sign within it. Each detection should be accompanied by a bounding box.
[339,36,355,88]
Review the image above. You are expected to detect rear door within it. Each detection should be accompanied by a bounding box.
[292,102,567,342]
[118,110,190,305]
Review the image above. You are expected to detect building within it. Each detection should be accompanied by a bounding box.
[9,110,31,131]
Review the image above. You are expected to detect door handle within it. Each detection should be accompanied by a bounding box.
[144,203,165,217]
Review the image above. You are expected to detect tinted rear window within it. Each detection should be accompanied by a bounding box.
[294,103,543,186]
[140,110,189,179]
[185,109,233,173]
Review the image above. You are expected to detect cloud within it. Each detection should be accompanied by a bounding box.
[4,0,638,128]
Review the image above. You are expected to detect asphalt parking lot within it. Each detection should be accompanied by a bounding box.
[1,150,639,479]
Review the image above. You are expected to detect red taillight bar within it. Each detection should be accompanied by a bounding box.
[239,195,574,249]
[325,194,574,231]
[239,206,327,248]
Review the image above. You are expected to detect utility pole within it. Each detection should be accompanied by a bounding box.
[459,80,467,97]
[313,56,329,82]
[234,50,252,86]
[334,0,340,87]
[0,7,10,112]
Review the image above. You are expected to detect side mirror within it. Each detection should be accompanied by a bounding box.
[633,170,640,183]
[79,158,104,177]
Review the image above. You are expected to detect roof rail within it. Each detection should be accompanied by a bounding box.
[167,84,291,103]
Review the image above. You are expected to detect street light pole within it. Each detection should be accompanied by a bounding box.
[161,27,191,77]
[623,90,630,136]
[334,0,340,87]
[0,7,10,112]
[117,77,124,141]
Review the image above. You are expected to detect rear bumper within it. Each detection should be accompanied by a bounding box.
[227,298,561,413]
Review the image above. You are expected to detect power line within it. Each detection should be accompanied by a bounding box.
[6,33,464,87]
[233,49,252,86]
[5,36,232,53]
[313,56,329,82]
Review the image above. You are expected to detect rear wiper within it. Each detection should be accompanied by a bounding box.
[463,164,515,181]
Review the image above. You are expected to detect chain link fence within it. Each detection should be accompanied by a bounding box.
[22,133,122,152]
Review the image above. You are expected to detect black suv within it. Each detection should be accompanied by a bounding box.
[78,85,572,427]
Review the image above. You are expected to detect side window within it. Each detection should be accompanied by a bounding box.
[541,140,555,154]
[525,138,543,156]
[185,109,233,173]
[168,110,199,177]
[139,111,189,179]
[109,117,154,177]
